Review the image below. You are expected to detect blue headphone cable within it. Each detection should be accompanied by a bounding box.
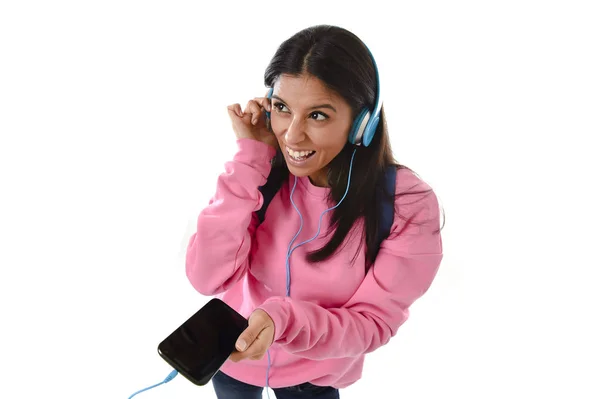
[128,369,178,398]
[265,147,357,398]
[127,151,356,399]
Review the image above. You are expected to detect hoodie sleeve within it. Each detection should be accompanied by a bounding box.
[186,139,276,296]
[258,176,443,360]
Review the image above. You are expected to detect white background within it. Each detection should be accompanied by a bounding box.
[1,1,599,398]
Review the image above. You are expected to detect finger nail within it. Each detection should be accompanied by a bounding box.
[236,339,247,351]
[266,104,271,111]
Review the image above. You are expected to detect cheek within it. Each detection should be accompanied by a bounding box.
[270,117,287,139]
[312,128,348,153]
[316,118,353,152]
[315,139,345,158]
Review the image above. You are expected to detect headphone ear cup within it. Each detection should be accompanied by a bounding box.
[362,115,379,147]
[266,88,274,120]
[349,108,370,145]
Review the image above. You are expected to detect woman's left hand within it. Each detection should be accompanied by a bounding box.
[229,309,275,362]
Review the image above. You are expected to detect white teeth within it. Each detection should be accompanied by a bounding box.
[286,147,315,160]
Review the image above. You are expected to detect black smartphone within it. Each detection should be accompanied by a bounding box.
[157,298,248,386]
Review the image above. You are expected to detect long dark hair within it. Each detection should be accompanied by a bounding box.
[264,25,439,270]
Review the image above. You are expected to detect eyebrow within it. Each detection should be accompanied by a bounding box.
[272,95,337,113]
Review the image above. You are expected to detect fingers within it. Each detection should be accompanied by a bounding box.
[253,97,271,113]
[248,328,272,360]
[228,310,274,363]
[227,95,271,126]
[227,103,243,118]
[236,326,257,352]
[244,95,273,124]
[243,100,264,126]
[229,328,270,362]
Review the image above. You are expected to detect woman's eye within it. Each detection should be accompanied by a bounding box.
[274,102,289,112]
[310,112,328,121]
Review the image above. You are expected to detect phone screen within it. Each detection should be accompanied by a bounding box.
[157,298,248,385]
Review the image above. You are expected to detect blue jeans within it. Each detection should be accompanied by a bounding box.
[212,370,340,399]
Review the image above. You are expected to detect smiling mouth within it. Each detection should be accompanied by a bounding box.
[286,146,316,162]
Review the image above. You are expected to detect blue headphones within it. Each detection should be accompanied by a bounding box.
[266,46,382,147]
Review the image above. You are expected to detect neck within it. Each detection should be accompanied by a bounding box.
[308,170,328,187]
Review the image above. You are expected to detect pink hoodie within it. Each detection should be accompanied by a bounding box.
[186,138,443,389]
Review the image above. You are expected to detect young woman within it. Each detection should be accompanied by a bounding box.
[186,24,444,399]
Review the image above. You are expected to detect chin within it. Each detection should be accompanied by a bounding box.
[285,163,314,177]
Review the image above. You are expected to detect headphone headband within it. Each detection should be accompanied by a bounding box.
[350,45,382,147]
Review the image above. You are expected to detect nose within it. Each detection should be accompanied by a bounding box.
[284,116,306,145]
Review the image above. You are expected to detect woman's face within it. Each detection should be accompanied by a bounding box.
[270,73,354,187]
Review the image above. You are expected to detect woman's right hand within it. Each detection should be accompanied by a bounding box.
[227,95,277,149]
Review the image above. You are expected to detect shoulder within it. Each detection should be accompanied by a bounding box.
[390,166,442,233]
[393,166,433,195]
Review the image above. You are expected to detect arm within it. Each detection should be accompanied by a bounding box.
[258,184,443,360]
[186,139,276,296]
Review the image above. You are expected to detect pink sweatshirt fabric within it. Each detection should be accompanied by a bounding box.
[186,139,443,389]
